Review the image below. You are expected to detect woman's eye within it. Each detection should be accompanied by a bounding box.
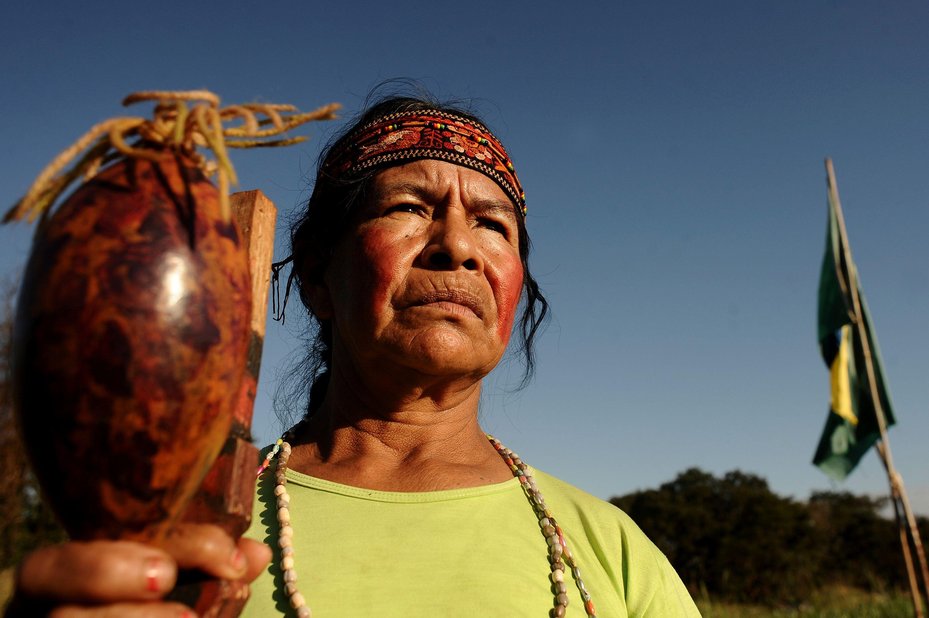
[480,218,509,236]
[384,203,423,216]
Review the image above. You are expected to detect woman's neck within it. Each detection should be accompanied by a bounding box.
[284,372,513,491]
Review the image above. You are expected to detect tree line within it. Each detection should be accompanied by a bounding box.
[611,467,929,605]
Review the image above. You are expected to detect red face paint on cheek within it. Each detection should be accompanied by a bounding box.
[356,226,415,314]
[493,257,525,342]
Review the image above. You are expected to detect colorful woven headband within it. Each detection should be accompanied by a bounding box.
[324,109,526,215]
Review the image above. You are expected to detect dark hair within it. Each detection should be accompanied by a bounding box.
[284,92,548,419]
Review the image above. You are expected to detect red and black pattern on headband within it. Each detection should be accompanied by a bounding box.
[324,110,527,215]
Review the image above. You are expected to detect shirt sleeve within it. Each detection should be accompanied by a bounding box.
[632,545,702,617]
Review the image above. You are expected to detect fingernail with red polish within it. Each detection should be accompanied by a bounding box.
[144,557,166,593]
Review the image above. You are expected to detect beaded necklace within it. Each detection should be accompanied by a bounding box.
[257,433,598,617]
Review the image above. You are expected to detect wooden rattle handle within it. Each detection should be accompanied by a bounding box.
[169,190,277,617]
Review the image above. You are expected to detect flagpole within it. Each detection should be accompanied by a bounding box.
[825,158,929,613]
[879,441,929,605]
[897,470,929,601]
[874,444,923,616]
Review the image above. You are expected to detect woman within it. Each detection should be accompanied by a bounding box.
[9,94,701,617]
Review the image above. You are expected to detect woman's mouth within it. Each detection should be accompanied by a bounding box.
[414,290,484,318]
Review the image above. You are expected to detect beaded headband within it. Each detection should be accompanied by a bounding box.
[324,109,527,215]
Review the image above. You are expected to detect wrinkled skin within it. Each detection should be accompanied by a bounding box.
[316,160,524,392]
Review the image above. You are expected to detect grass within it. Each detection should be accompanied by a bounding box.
[0,573,920,616]
[697,586,918,617]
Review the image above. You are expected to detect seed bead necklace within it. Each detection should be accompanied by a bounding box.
[257,433,598,618]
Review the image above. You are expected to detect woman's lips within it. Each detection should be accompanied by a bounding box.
[413,290,484,318]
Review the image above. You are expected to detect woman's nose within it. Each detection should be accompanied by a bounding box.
[421,212,482,272]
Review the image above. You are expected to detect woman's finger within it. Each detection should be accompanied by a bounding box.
[15,541,176,602]
[162,524,248,581]
[238,537,272,583]
[47,601,195,618]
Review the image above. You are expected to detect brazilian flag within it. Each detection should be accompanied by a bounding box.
[813,190,896,481]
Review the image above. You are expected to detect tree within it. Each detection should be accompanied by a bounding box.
[808,491,902,590]
[612,468,818,604]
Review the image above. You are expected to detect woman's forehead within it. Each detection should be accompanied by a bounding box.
[371,160,515,213]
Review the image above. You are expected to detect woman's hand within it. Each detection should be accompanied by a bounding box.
[6,524,271,617]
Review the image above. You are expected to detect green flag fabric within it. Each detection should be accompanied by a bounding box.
[813,194,896,481]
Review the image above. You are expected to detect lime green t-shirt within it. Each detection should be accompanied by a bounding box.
[242,464,700,617]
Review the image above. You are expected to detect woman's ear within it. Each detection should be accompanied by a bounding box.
[304,283,333,320]
[298,251,334,320]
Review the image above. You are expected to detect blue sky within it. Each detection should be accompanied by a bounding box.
[2,1,927,514]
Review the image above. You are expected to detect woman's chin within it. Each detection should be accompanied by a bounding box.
[389,330,501,379]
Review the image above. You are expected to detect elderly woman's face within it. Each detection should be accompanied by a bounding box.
[316,159,524,381]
